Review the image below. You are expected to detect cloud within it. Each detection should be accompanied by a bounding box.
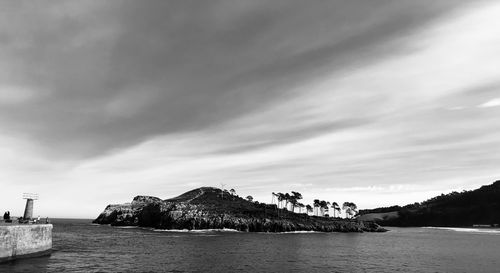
[478,98,500,108]
[2,1,500,217]
[0,85,40,104]
[0,0,470,159]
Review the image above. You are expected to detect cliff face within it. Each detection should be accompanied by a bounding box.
[93,187,386,232]
[93,196,163,226]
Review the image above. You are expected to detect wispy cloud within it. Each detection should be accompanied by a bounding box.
[0,0,471,159]
[478,98,500,108]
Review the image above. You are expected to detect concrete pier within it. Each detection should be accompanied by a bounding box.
[0,224,53,263]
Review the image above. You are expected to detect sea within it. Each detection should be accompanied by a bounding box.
[1,218,499,273]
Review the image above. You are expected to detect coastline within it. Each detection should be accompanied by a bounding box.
[422,226,500,234]
[93,198,388,233]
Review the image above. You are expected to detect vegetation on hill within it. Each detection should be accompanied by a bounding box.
[359,180,500,227]
[271,191,355,218]
[93,187,386,232]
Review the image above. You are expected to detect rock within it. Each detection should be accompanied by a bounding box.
[93,187,388,233]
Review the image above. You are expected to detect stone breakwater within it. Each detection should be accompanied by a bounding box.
[0,224,53,263]
[94,193,387,233]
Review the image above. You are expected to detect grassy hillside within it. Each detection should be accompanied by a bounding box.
[360,180,500,227]
[94,186,387,232]
[167,187,313,220]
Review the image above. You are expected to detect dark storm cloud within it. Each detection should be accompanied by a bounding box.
[0,0,466,158]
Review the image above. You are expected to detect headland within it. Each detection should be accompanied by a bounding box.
[93,187,386,232]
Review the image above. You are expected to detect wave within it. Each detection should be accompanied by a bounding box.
[192,228,239,233]
[281,231,325,234]
[152,228,240,233]
[152,229,325,234]
[254,230,325,234]
[423,227,500,234]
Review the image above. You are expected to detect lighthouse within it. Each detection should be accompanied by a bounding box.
[22,193,38,220]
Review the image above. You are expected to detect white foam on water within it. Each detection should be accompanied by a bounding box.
[281,230,324,234]
[153,229,190,232]
[423,227,500,234]
[256,230,325,234]
[152,228,240,233]
[194,228,240,233]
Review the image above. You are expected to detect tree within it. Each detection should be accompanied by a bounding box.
[313,199,320,216]
[342,202,350,218]
[246,195,253,202]
[319,201,325,216]
[291,191,303,212]
[350,202,358,218]
[230,189,236,196]
[306,204,313,215]
[297,203,305,213]
[277,193,285,209]
[290,196,297,212]
[284,193,291,210]
[319,200,330,216]
[331,202,340,218]
[325,201,331,216]
[343,202,358,219]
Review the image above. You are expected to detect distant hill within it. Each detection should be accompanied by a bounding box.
[359,180,500,227]
[93,187,386,232]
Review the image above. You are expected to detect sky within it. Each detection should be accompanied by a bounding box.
[1,0,500,219]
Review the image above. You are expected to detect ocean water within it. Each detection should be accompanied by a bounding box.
[1,219,499,273]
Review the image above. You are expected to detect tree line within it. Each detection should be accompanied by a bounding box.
[221,188,359,219]
[359,180,500,227]
[269,191,358,219]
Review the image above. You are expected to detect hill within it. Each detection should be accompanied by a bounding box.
[93,187,386,232]
[359,180,500,227]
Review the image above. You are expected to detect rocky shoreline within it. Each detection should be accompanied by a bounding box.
[93,188,387,233]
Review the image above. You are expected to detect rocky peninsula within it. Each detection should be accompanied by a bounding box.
[93,187,386,232]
